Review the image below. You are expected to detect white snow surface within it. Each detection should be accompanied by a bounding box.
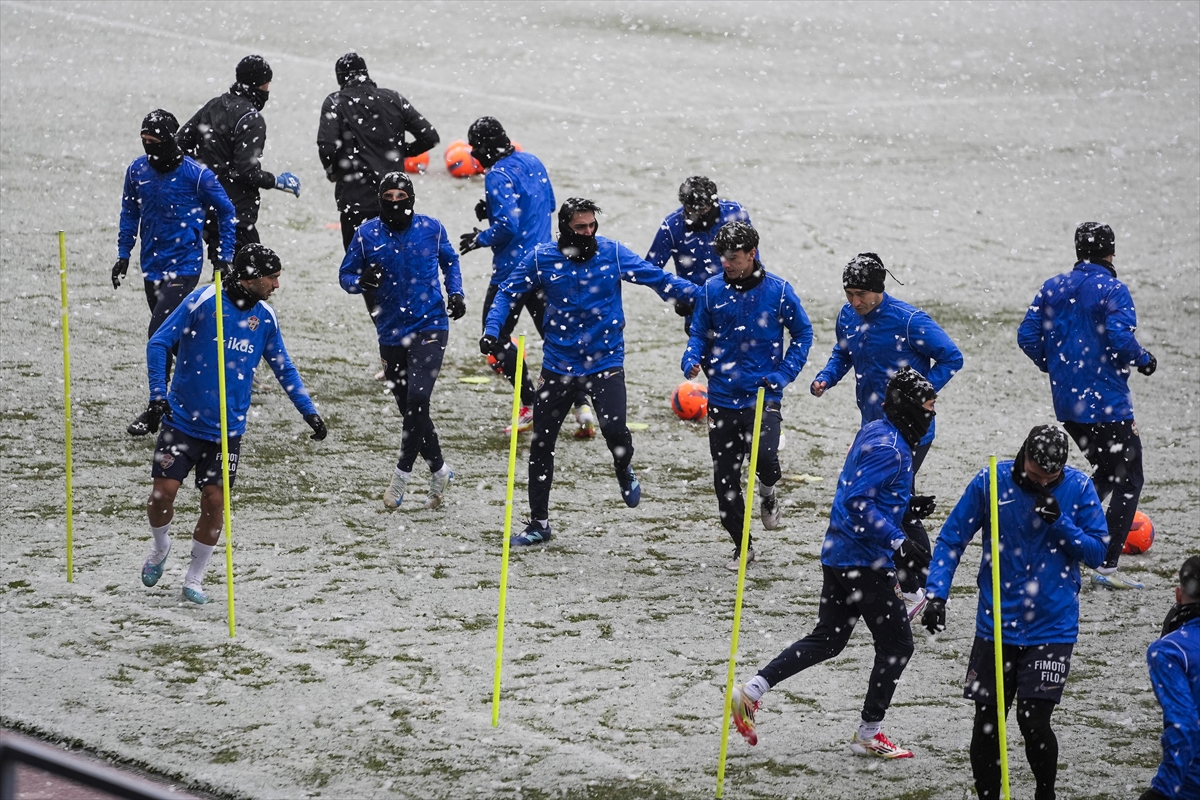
[1,2,1198,798]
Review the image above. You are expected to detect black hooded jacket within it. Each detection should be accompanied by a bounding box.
[178,85,276,206]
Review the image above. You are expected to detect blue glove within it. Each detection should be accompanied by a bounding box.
[275,171,301,197]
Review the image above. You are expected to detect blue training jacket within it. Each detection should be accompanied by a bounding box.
[681,272,813,409]
[1147,617,1200,799]
[1017,260,1152,423]
[148,284,317,441]
[486,237,695,376]
[926,461,1108,645]
[475,151,555,287]
[339,215,464,346]
[118,155,236,281]
[646,200,752,286]
[821,419,913,570]
[813,293,962,447]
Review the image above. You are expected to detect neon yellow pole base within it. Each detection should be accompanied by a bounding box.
[716,387,766,798]
[492,335,525,726]
[213,273,236,638]
[988,455,1011,799]
[58,232,75,582]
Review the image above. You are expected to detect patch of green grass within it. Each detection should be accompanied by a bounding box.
[211,749,239,764]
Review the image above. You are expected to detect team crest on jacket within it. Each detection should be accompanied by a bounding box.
[247,316,260,331]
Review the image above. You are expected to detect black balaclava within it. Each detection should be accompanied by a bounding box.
[378,172,416,232]
[233,54,272,110]
[557,197,601,262]
[335,52,370,88]
[225,243,282,309]
[468,116,515,169]
[679,175,720,232]
[1075,222,1115,274]
[882,366,937,449]
[141,109,183,173]
[1012,424,1069,493]
[1162,556,1200,637]
[714,221,764,291]
[843,252,887,293]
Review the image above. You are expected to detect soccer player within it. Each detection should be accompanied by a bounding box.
[339,172,464,511]
[1139,555,1200,800]
[810,252,963,612]
[921,425,1108,800]
[178,55,301,263]
[482,198,695,546]
[681,222,812,570]
[136,244,326,605]
[646,175,753,331]
[1017,221,1157,590]
[729,368,936,758]
[114,109,237,437]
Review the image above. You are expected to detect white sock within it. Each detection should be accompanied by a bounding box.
[534,519,549,529]
[433,463,451,477]
[150,523,171,554]
[744,675,771,703]
[759,483,777,499]
[184,540,216,588]
[858,719,882,740]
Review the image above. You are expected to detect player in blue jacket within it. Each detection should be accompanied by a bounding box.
[811,252,964,609]
[920,425,1108,800]
[136,244,325,605]
[1140,556,1200,800]
[1017,222,1157,590]
[114,109,237,437]
[340,172,465,511]
[681,222,812,570]
[729,368,937,759]
[647,175,752,332]
[482,198,696,546]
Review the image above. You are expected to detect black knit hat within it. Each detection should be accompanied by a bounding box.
[141,109,179,139]
[1181,556,1200,599]
[843,252,887,293]
[1023,425,1069,474]
[714,221,759,255]
[885,366,937,410]
[236,55,273,87]
[229,243,282,281]
[1075,222,1115,262]
[336,52,368,87]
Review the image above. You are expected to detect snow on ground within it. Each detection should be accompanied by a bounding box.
[1,2,1197,798]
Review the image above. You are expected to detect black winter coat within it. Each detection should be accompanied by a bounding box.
[178,84,276,207]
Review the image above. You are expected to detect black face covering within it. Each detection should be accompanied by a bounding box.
[225,280,263,310]
[378,172,415,232]
[141,109,183,173]
[724,259,765,291]
[684,204,720,233]
[882,367,937,449]
[557,198,600,262]
[231,82,269,111]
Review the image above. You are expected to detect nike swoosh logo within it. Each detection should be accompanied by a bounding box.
[713,302,730,309]
[997,499,1016,506]
[372,244,387,252]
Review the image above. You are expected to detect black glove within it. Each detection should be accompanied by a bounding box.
[1138,352,1157,376]
[908,495,937,519]
[459,229,484,255]
[447,293,466,320]
[111,258,129,289]
[475,198,489,221]
[479,334,498,356]
[215,261,232,281]
[896,537,932,582]
[1033,491,1061,526]
[921,596,947,634]
[358,263,384,291]
[304,413,327,441]
[673,297,694,317]
[1137,789,1169,800]
[144,398,170,433]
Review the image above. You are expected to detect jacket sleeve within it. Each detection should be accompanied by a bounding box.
[1147,637,1199,799]
[814,312,854,387]
[316,95,342,181]
[476,171,517,250]
[1104,282,1152,368]
[645,219,674,268]
[176,110,203,158]
[1049,477,1109,568]
[117,165,140,260]
[843,443,908,553]
[1017,287,1049,372]
[773,282,813,385]
[397,96,439,157]
[486,251,538,338]
[338,228,369,295]
[147,296,193,399]
[262,319,319,418]
[437,223,464,298]
[926,469,989,601]
[681,284,710,375]
[232,111,276,190]
[197,167,237,263]
[616,243,695,302]
[909,309,963,391]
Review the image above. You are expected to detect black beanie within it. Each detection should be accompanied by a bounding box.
[1022,425,1070,474]
[883,366,937,449]
[468,116,514,168]
[236,55,273,87]
[843,252,887,293]
[1075,222,1115,262]
[229,243,282,281]
[336,52,368,87]
[141,108,179,139]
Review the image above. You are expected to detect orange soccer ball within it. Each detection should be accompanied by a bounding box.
[403,152,430,174]
[672,381,708,421]
[1122,510,1155,555]
[444,140,483,178]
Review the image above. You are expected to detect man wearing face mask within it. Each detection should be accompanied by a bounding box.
[115,109,237,437]
[810,253,964,616]
[340,172,465,511]
[729,368,936,759]
[178,55,301,265]
[482,198,696,546]
[681,222,813,570]
[921,425,1107,800]
[646,175,753,332]
[137,244,325,606]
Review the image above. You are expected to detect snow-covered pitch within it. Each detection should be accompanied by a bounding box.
[2,2,1197,798]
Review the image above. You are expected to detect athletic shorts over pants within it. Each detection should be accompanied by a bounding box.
[381,329,448,475]
[707,402,782,549]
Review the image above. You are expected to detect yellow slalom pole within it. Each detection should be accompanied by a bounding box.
[716,387,766,798]
[492,335,525,726]
[988,456,1011,799]
[213,273,236,638]
[57,232,75,582]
